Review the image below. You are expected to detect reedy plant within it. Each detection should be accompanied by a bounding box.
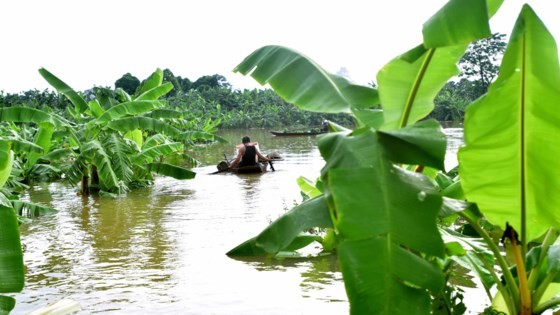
[226,0,560,314]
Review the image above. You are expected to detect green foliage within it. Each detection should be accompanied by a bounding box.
[114,72,140,95]
[459,32,507,95]
[459,6,560,242]
[225,0,560,314]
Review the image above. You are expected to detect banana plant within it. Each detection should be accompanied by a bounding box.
[458,5,560,314]
[0,107,70,183]
[0,141,23,314]
[38,68,217,195]
[0,136,56,314]
[223,0,560,313]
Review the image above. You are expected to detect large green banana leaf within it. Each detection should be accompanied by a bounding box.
[81,140,120,192]
[25,122,54,169]
[0,204,24,293]
[103,134,135,185]
[136,68,163,96]
[226,195,332,256]
[320,129,444,314]
[40,148,74,162]
[234,45,379,113]
[144,109,184,119]
[0,107,67,128]
[95,100,165,124]
[134,143,183,165]
[149,163,195,180]
[459,5,560,242]
[38,68,88,114]
[125,129,144,149]
[88,99,105,118]
[180,131,227,143]
[135,82,173,101]
[377,119,447,171]
[0,143,13,189]
[107,117,183,140]
[11,200,57,217]
[379,0,502,130]
[0,295,16,314]
[2,138,43,155]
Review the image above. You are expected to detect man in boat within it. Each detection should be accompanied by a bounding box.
[230,136,271,168]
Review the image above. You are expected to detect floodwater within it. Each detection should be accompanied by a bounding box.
[12,128,465,314]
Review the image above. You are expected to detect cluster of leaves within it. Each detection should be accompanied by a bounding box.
[0,68,229,312]
[226,0,560,314]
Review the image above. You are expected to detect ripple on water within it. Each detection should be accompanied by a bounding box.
[14,128,467,314]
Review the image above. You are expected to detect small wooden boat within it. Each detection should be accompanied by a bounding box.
[230,162,268,174]
[213,160,271,174]
[270,130,326,136]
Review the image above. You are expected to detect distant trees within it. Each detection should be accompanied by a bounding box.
[114,73,140,95]
[458,32,507,98]
[430,32,507,122]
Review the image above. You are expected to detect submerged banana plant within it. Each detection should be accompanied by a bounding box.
[38,68,212,195]
[226,0,560,314]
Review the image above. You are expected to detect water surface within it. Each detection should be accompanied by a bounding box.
[13,128,465,314]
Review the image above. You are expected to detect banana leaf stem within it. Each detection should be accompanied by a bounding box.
[459,213,519,313]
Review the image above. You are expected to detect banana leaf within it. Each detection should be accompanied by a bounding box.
[135,82,173,101]
[137,68,163,96]
[134,143,184,165]
[88,99,105,118]
[144,109,184,119]
[0,295,15,314]
[25,122,54,169]
[180,130,226,143]
[149,162,195,180]
[38,68,88,114]
[0,143,13,189]
[459,5,560,242]
[0,107,66,128]
[379,0,503,130]
[124,129,144,149]
[95,100,165,124]
[318,129,445,314]
[39,148,74,162]
[0,205,24,293]
[103,134,135,185]
[377,119,447,170]
[234,45,379,113]
[81,140,120,192]
[11,200,57,217]
[107,117,183,140]
[227,195,332,256]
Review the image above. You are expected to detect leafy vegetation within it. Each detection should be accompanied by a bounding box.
[226,0,560,314]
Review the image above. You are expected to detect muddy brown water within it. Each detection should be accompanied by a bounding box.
[12,128,468,314]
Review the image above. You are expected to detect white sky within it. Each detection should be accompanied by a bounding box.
[0,0,557,94]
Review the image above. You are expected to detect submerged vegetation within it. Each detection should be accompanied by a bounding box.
[0,0,552,314]
[226,0,560,314]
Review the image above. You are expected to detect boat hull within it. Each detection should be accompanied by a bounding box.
[270,131,325,136]
[230,163,268,174]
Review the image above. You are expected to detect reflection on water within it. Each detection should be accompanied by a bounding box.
[13,128,465,314]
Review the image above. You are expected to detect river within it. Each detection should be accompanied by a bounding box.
[12,127,466,314]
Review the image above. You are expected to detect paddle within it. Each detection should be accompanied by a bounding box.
[268,160,275,171]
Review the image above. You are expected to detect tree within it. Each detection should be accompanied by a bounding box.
[458,32,507,98]
[193,74,230,90]
[115,73,141,95]
[162,68,182,96]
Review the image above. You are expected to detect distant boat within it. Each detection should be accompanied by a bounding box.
[270,130,326,136]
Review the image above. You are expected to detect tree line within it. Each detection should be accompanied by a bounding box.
[0,33,506,128]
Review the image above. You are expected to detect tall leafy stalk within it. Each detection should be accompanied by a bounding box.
[227,0,560,314]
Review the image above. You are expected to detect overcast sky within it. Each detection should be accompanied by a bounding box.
[0,0,557,94]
